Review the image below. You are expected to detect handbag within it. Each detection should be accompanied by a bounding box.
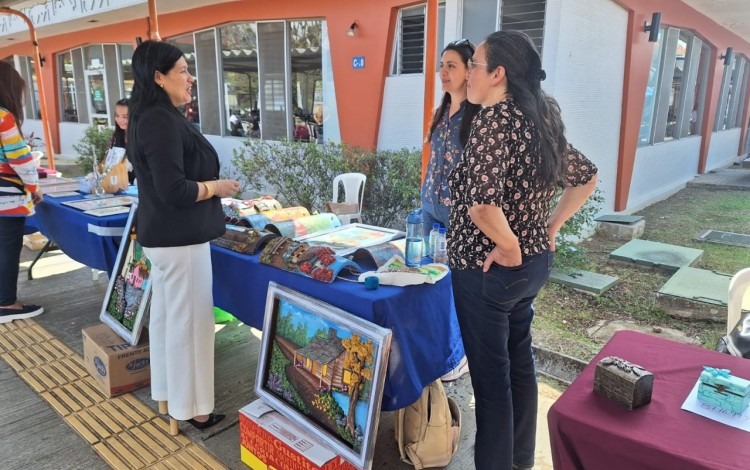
[716,311,750,358]
[98,159,129,193]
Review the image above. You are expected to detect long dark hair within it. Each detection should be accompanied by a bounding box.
[127,40,185,164]
[428,40,482,147]
[484,31,567,186]
[112,98,129,148]
[0,61,27,137]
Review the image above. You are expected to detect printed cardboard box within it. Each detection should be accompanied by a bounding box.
[239,399,356,470]
[82,323,150,398]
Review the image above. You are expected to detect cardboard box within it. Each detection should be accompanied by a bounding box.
[23,232,48,251]
[82,323,150,398]
[239,400,356,470]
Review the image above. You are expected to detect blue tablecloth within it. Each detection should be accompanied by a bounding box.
[27,195,128,272]
[27,194,465,410]
[211,245,465,411]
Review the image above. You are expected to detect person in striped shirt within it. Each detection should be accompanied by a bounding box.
[0,61,44,323]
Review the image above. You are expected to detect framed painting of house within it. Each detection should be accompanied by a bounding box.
[99,205,151,346]
[255,281,392,470]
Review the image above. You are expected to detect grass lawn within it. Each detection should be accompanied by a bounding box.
[532,187,750,362]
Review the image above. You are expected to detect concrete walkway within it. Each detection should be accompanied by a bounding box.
[0,247,558,470]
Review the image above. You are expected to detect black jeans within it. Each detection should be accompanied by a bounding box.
[451,251,553,470]
[0,216,26,305]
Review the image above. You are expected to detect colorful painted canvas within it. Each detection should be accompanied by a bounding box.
[351,239,406,270]
[99,205,151,345]
[265,213,341,238]
[256,283,392,470]
[295,223,404,256]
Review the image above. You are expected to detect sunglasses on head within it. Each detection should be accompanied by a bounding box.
[448,38,475,54]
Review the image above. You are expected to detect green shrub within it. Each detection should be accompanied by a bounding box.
[73,126,113,174]
[231,139,421,229]
[552,186,604,268]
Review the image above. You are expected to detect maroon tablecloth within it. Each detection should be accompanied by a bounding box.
[548,330,750,470]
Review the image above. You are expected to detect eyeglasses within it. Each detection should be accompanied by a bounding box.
[448,38,475,54]
[468,58,489,70]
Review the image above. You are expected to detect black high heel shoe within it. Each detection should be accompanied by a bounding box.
[186,413,226,430]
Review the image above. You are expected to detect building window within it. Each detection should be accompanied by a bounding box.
[392,5,426,75]
[500,0,547,56]
[120,44,134,99]
[638,27,704,145]
[168,20,327,141]
[716,55,748,131]
[14,56,40,120]
[290,20,323,142]
[685,43,710,137]
[58,51,78,122]
[638,28,665,145]
[732,57,749,129]
[219,23,260,138]
[167,33,200,127]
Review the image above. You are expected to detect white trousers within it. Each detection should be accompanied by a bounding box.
[143,242,215,420]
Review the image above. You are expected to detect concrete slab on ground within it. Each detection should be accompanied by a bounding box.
[696,229,750,248]
[587,320,701,345]
[609,239,703,273]
[686,167,750,191]
[656,267,732,321]
[549,268,620,296]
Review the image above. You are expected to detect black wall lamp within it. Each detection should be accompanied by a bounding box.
[721,47,734,66]
[347,21,358,37]
[644,12,661,42]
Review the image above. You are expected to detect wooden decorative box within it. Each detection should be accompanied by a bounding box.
[697,367,750,414]
[593,356,654,410]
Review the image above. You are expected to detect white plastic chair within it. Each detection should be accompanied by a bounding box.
[332,173,366,224]
[727,267,750,335]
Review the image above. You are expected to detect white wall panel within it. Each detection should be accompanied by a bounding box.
[58,122,89,159]
[378,74,443,151]
[543,0,628,213]
[629,137,702,210]
[706,129,742,171]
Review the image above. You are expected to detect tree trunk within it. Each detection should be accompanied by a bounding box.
[346,382,361,436]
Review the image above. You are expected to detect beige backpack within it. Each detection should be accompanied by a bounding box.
[394,379,462,469]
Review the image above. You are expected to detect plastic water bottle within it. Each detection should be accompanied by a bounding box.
[405,209,424,267]
[428,223,440,259]
[434,227,448,264]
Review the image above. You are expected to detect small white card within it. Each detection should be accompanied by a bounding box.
[83,206,131,217]
[681,378,750,432]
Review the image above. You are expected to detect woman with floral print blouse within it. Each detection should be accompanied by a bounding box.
[448,31,598,470]
[421,39,481,235]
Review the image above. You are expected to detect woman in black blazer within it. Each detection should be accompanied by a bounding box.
[128,40,240,432]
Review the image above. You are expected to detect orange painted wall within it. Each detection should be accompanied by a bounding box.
[0,0,418,152]
[612,0,750,211]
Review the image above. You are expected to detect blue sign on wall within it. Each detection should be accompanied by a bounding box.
[352,56,365,69]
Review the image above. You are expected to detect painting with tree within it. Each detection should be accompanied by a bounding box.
[255,282,392,470]
[99,204,151,346]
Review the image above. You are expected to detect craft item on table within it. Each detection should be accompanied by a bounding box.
[94,147,128,194]
[697,366,750,414]
[221,203,252,227]
[259,236,361,283]
[83,206,131,217]
[351,239,407,271]
[38,176,82,194]
[243,206,311,229]
[295,223,404,256]
[357,255,449,287]
[593,356,654,410]
[45,191,81,198]
[242,196,283,214]
[210,226,280,255]
[62,196,137,212]
[264,213,341,238]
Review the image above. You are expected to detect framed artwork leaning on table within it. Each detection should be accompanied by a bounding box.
[255,282,392,470]
[100,204,151,346]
